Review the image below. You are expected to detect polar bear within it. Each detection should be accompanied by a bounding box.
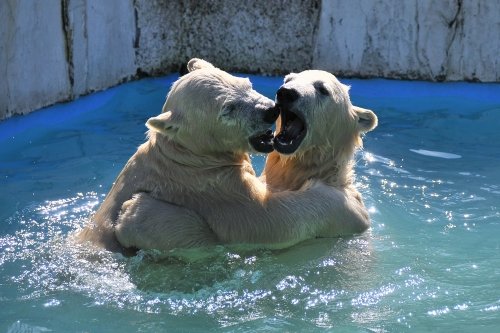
[98,60,370,252]
[262,70,378,236]
[77,58,277,252]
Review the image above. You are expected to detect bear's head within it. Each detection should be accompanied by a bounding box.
[273,70,377,156]
[146,58,279,155]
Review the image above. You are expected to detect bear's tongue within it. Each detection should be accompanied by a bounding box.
[279,118,304,143]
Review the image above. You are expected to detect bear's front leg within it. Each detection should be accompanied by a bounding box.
[115,192,218,251]
[299,181,371,238]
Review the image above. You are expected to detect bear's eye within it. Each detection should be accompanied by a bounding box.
[220,103,238,120]
[223,104,235,113]
[284,73,298,83]
[314,82,330,96]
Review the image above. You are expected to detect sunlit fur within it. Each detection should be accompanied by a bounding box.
[263,70,378,235]
[77,60,375,253]
[76,59,276,251]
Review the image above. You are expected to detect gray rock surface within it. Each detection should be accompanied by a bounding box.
[65,0,136,96]
[1,0,71,119]
[1,0,136,119]
[135,0,320,75]
[134,0,184,75]
[1,0,499,119]
[314,0,499,81]
[446,1,500,81]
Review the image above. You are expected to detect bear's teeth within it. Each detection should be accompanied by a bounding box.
[276,131,290,144]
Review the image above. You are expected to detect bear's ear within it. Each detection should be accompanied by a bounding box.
[187,58,215,72]
[354,106,378,133]
[146,111,180,137]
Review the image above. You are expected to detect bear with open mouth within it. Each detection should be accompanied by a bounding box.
[77,59,375,253]
[262,69,378,237]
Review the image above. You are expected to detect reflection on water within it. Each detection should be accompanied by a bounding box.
[2,141,499,331]
[1,76,500,331]
[1,192,372,308]
[1,192,384,329]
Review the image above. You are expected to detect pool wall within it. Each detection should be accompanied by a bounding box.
[1,0,499,120]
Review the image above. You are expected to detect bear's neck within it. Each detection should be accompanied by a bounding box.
[263,145,357,191]
[141,134,255,202]
[150,132,251,170]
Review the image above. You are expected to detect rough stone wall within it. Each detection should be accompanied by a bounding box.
[1,0,499,120]
[133,0,184,76]
[313,0,500,81]
[446,1,500,81]
[1,0,137,120]
[65,0,136,96]
[1,0,71,119]
[135,0,320,75]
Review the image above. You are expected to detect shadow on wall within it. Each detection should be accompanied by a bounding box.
[1,0,499,120]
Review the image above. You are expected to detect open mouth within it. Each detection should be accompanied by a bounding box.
[249,129,275,153]
[273,107,307,154]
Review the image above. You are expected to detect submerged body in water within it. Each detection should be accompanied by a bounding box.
[1,75,499,332]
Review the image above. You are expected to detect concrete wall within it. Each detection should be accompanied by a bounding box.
[65,0,136,96]
[1,0,499,120]
[1,0,137,120]
[1,1,71,119]
[313,0,500,82]
[135,0,320,75]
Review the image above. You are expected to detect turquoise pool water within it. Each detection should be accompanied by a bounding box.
[1,75,499,332]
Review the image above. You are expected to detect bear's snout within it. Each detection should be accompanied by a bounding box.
[263,106,280,124]
[276,87,299,104]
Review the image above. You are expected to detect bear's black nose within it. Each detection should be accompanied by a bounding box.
[276,87,299,104]
[263,106,280,124]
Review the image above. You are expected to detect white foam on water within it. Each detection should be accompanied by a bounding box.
[409,149,462,159]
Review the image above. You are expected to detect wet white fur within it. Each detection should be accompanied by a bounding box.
[77,59,373,252]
